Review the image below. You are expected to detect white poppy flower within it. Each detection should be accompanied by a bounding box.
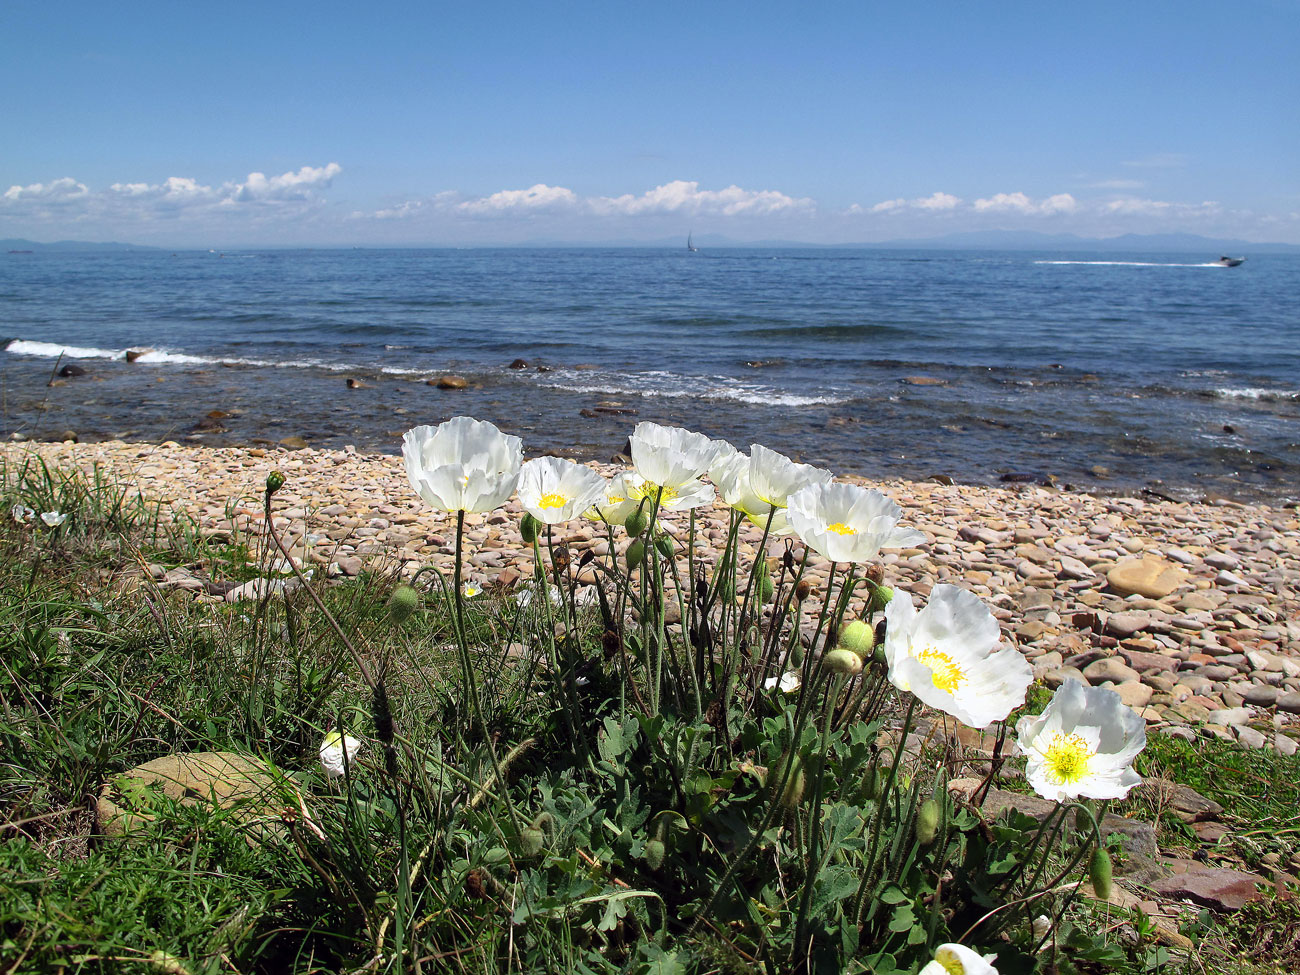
[584,472,642,527]
[462,583,482,598]
[919,943,999,975]
[623,471,714,513]
[786,481,925,563]
[402,416,522,514]
[320,730,363,778]
[884,585,1032,729]
[11,504,34,524]
[733,444,834,535]
[709,449,749,506]
[763,671,802,694]
[1017,680,1146,801]
[707,439,742,483]
[629,421,719,490]
[516,584,562,608]
[518,456,607,525]
[40,511,68,528]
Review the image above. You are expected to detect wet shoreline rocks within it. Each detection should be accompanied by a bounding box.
[7,438,1298,751]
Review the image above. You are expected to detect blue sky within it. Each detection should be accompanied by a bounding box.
[2,1,1297,245]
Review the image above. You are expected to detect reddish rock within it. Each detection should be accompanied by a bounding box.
[1151,865,1264,911]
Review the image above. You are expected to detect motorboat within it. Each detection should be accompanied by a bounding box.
[1216,255,1244,267]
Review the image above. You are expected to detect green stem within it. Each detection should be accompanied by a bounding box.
[792,673,845,956]
[454,510,524,837]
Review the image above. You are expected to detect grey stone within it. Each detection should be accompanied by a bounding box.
[1082,657,1141,685]
[1236,727,1267,749]
[1197,664,1239,681]
[947,780,1157,857]
[1275,692,1300,715]
[1105,612,1151,638]
[1243,685,1281,707]
[1205,707,1253,727]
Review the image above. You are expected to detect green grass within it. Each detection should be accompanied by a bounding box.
[0,457,1276,974]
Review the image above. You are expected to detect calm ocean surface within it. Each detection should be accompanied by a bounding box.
[2,247,1298,502]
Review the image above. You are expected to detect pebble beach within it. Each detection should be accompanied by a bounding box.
[8,437,1299,752]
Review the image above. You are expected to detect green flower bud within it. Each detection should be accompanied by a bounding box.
[823,647,864,677]
[655,535,674,559]
[520,512,540,544]
[519,827,545,858]
[862,764,881,802]
[837,619,875,657]
[265,470,285,495]
[626,540,647,568]
[916,798,940,846]
[643,838,666,870]
[1089,846,1113,901]
[870,583,895,613]
[789,643,804,667]
[387,585,419,625]
[624,507,648,538]
[770,750,806,812]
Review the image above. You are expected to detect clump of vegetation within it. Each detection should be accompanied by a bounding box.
[0,426,1242,973]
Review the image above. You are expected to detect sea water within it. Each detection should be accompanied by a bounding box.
[2,247,1297,502]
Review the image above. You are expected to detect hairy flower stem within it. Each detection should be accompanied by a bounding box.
[1033,803,1104,950]
[687,703,817,938]
[535,532,580,748]
[853,694,918,924]
[992,801,1068,901]
[455,510,524,837]
[792,673,846,957]
[792,561,841,730]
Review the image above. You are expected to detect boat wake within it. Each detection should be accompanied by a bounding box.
[1033,260,1228,268]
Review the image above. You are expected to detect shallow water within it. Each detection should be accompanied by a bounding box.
[2,247,1297,503]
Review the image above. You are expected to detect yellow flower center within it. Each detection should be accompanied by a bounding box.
[935,947,965,975]
[1043,732,1094,785]
[633,482,678,505]
[826,522,857,535]
[916,646,967,693]
[537,493,569,510]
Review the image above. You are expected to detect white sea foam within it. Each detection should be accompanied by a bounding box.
[5,338,275,368]
[531,367,849,407]
[6,339,125,359]
[1214,387,1300,402]
[1033,260,1227,268]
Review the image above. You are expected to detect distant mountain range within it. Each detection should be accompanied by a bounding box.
[4,231,1298,253]
[2,238,161,252]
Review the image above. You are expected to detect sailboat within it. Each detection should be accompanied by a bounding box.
[687,232,698,253]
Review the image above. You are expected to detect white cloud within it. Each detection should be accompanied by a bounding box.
[973,191,1033,213]
[4,177,89,203]
[1,164,344,227]
[915,191,960,211]
[233,163,341,202]
[973,191,1076,215]
[866,191,961,214]
[589,180,811,216]
[1101,197,1220,216]
[376,179,813,220]
[458,183,579,214]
